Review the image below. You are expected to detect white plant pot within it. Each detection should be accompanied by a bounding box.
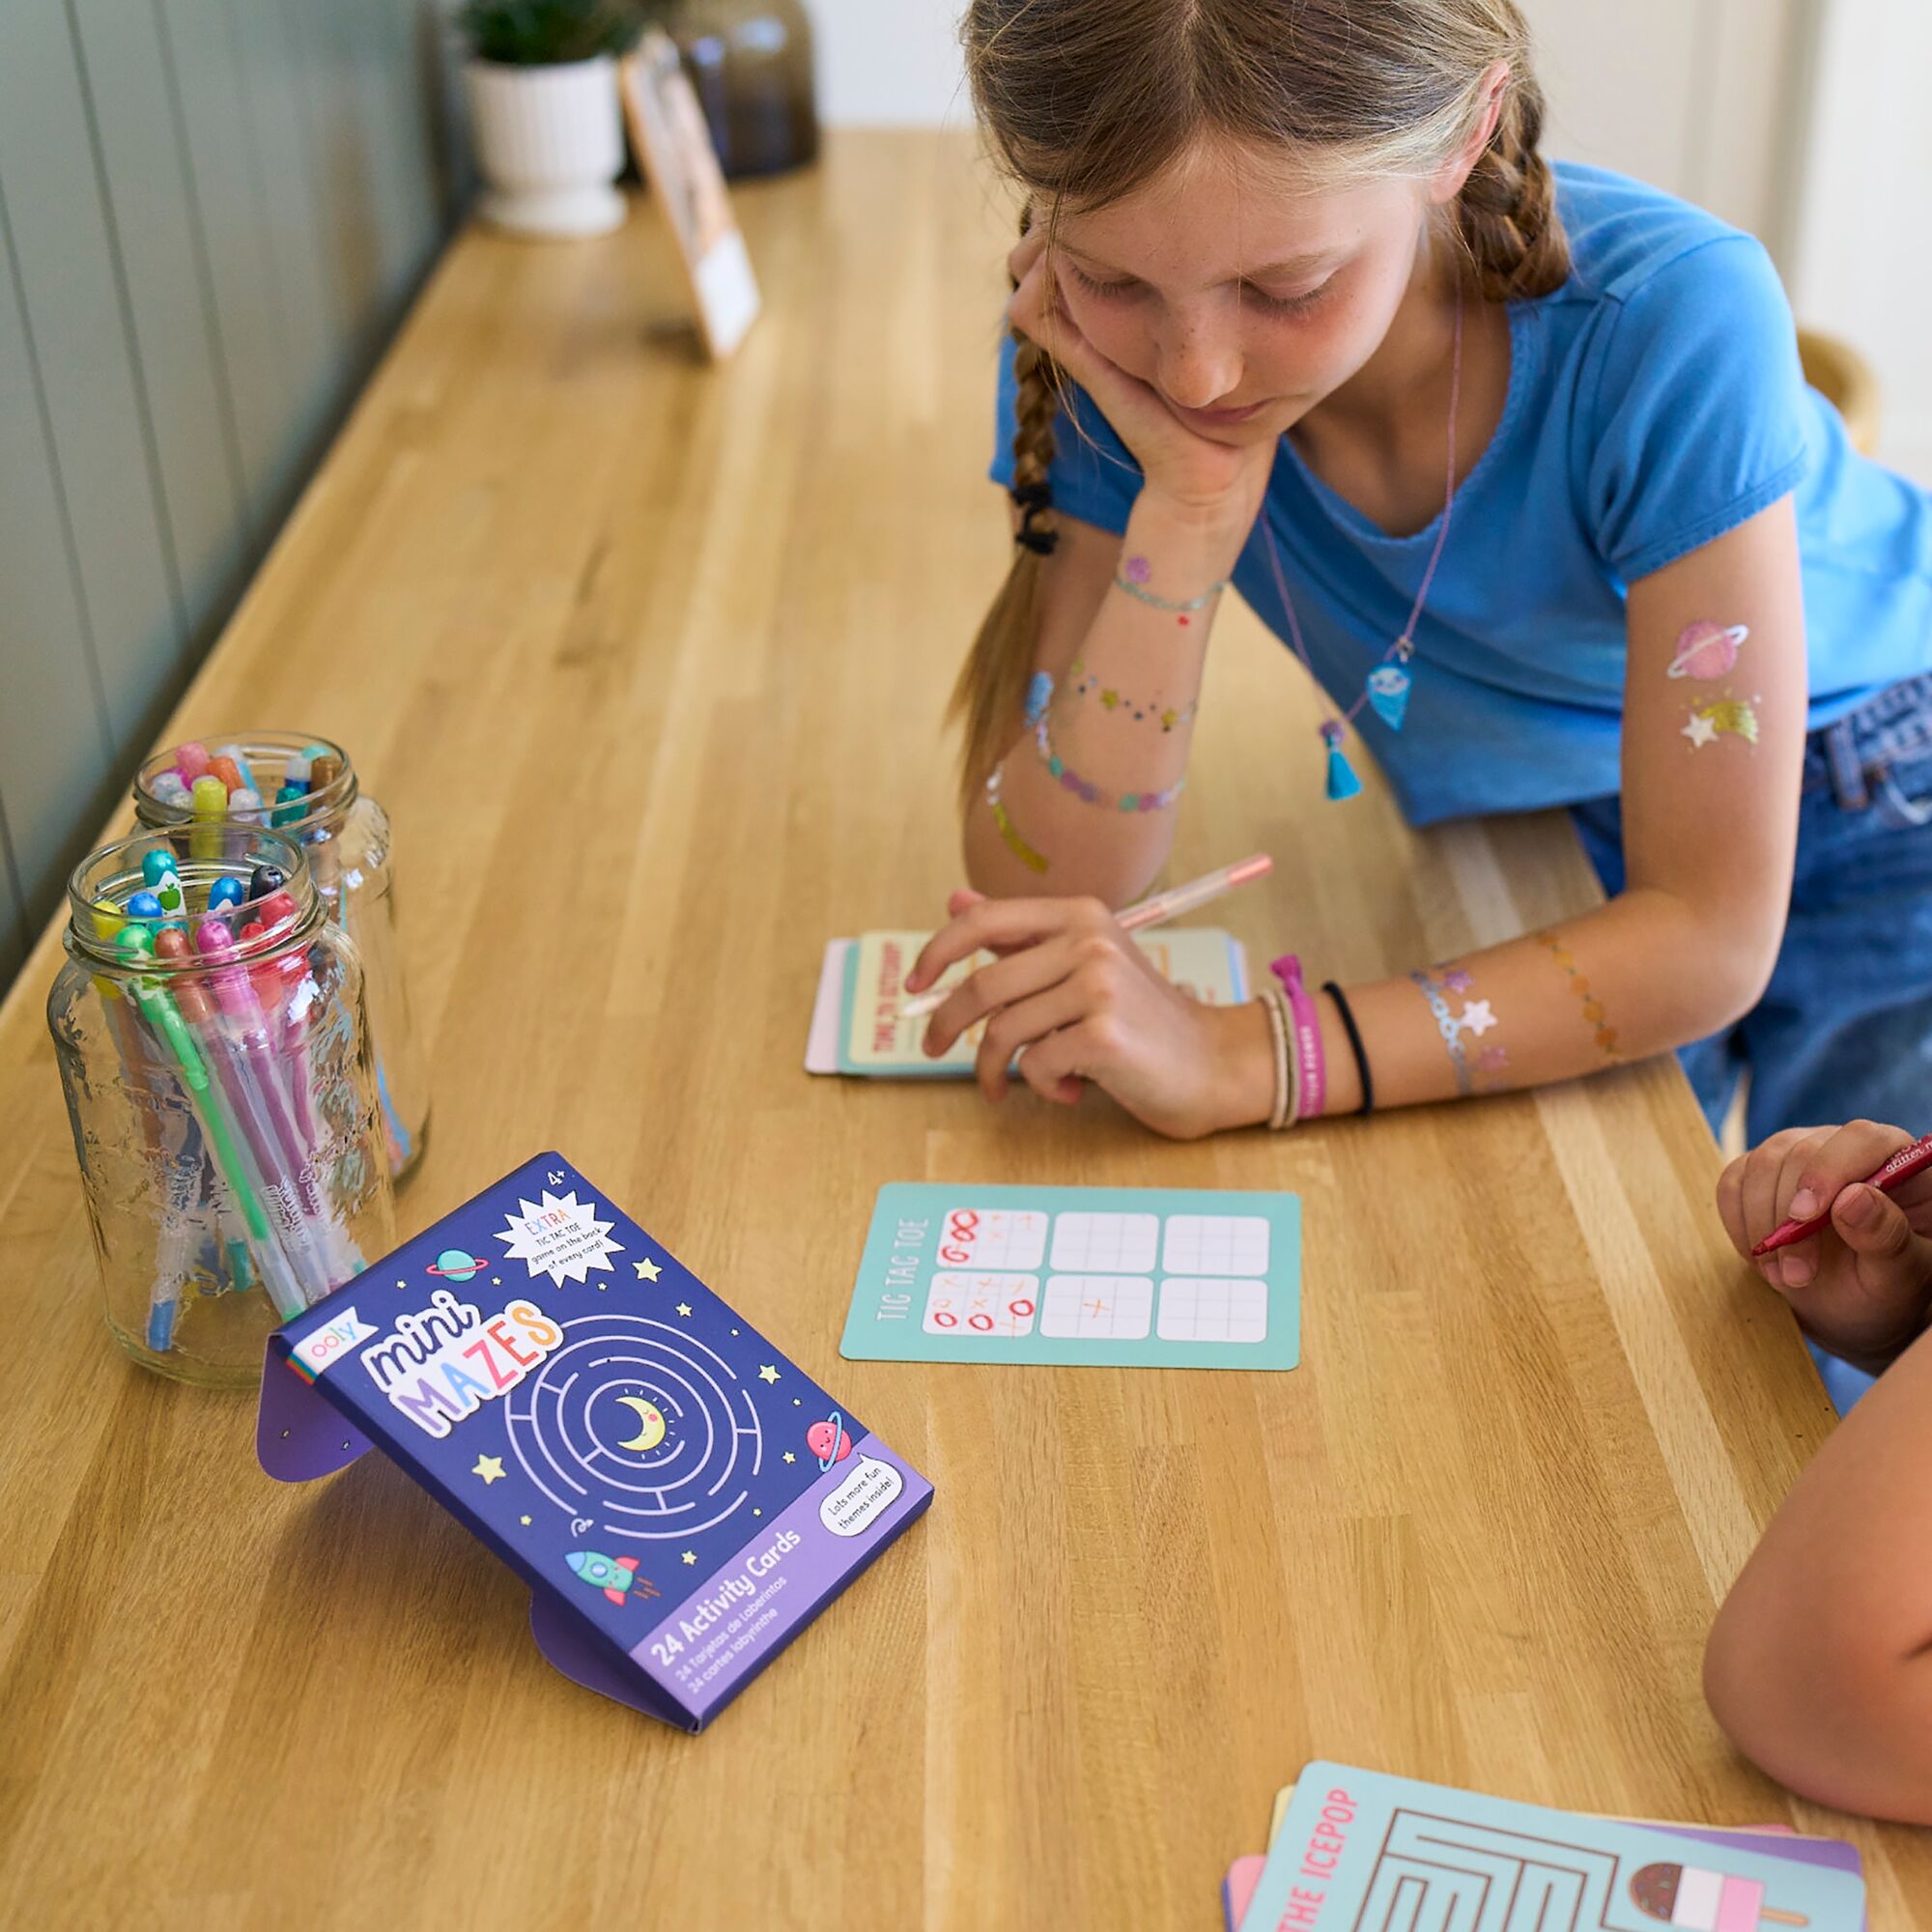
[465,55,627,239]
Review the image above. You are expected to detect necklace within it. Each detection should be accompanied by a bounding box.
[1259,288,1465,801]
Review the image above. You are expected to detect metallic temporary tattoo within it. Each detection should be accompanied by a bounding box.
[1409,965,1509,1096]
[1065,656,1198,732]
[1682,697,1760,750]
[1534,930,1620,1063]
[985,764,1049,873]
[1024,670,1054,728]
[1667,620,1749,681]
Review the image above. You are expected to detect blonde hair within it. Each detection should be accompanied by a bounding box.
[952,0,1571,801]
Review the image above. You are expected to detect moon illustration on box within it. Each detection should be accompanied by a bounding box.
[615,1394,668,1452]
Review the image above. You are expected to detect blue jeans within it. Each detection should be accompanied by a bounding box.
[1574,670,1932,1409]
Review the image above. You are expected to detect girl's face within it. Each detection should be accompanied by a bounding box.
[1049,136,1440,446]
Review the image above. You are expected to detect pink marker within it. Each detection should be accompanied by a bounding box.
[175,741,213,783]
[897,852,1274,1022]
[248,891,320,1147]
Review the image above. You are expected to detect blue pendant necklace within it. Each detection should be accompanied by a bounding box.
[1259,290,1465,801]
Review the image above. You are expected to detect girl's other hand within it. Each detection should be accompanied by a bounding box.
[905,889,1274,1141]
[1718,1121,1932,1372]
[1008,228,1273,539]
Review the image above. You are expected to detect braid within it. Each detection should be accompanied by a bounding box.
[951,227,1065,809]
[1455,72,1570,302]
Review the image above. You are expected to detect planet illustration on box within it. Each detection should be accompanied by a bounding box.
[425,1248,489,1281]
[808,1412,853,1470]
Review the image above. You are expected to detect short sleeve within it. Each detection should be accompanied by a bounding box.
[1583,235,1811,582]
[988,331,1145,536]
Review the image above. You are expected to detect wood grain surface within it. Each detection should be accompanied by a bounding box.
[0,132,1924,1929]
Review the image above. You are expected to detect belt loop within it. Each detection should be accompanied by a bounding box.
[1823,717,1870,810]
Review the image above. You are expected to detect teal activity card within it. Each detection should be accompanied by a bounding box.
[1243,1762,1865,1931]
[841,1183,1300,1372]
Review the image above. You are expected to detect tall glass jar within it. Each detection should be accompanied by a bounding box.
[132,731,427,1180]
[674,0,819,179]
[48,829,397,1388]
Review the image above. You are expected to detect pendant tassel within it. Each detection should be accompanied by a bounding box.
[1321,722,1362,802]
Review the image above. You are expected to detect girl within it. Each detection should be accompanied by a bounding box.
[905,0,1932,1151]
[1705,1120,1932,1821]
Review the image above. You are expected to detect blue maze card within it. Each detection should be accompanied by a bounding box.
[257,1152,933,1732]
[842,1183,1301,1372]
[1242,1763,1865,1931]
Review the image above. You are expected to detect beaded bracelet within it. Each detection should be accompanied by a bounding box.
[1066,657,1199,733]
[1033,717,1185,813]
[985,762,1049,873]
[1259,986,1293,1131]
[1112,557,1227,614]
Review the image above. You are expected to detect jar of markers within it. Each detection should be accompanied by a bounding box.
[131,731,428,1180]
[47,829,397,1388]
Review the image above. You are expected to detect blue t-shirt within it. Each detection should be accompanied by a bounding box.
[990,163,1932,823]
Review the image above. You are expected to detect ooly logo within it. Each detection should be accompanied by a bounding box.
[292,1308,377,1380]
[819,1457,903,1538]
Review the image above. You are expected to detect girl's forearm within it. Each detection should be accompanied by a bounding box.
[1315,887,1773,1115]
[964,496,1247,904]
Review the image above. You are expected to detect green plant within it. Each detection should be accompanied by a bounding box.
[457,0,673,66]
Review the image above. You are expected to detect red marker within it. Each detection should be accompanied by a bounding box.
[1752,1133,1932,1256]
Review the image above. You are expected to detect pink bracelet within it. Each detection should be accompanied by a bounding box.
[1270,954,1326,1122]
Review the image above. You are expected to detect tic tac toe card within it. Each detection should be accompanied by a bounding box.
[1239,1763,1864,1932]
[841,1183,1300,1372]
[807,926,1249,1076]
[256,1152,932,1733]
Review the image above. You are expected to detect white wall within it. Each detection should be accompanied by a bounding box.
[801,0,968,128]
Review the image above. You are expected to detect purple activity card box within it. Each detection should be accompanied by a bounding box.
[258,1151,932,1731]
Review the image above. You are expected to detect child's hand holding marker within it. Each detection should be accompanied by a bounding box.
[1718,1122,1932,1376]
[905,891,1273,1141]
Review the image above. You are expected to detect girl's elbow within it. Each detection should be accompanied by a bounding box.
[1705,1583,1932,1825]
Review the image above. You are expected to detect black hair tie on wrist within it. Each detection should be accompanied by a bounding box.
[1322,980,1374,1117]
[1010,480,1058,556]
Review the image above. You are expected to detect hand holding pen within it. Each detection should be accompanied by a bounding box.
[1719,1122,1932,1375]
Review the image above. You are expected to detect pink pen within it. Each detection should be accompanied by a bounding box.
[194,918,327,1224]
[897,852,1274,1022]
[249,892,321,1149]
[175,741,213,784]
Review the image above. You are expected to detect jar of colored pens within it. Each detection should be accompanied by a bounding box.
[131,731,428,1180]
[47,829,398,1388]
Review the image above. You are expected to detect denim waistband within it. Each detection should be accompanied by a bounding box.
[1804,669,1932,809]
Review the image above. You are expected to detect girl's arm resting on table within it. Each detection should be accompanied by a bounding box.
[962,494,1247,906]
[1314,497,1806,1111]
[1701,1321,1932,1824]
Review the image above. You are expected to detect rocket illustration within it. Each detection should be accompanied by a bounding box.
[566,1549,660,1605]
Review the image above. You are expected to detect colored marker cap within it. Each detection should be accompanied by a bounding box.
[248,865,287,902]
[208,876,246,915]
[154,929,193,965]
[209,754,244,795]
[217,746,259,794]
[175,742,212,782]
[229,786,265,825]
[116,925,156,959]
[299,743,331,762]
[141,850,178,888]
[191,775,228,814]
[284,754,313,787]
[127,890,164,922]
[149,770,191,808]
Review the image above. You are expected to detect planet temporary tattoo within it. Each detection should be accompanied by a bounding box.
[1667,620,1749,681]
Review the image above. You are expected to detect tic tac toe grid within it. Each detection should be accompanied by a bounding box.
[843,1184,1301,1372]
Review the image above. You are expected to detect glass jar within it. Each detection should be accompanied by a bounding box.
[674,0,819,180]
[48,829,397,1388]
[132,731,427,1180]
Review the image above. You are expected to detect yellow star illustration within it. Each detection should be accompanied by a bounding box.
[472,1455,505,1485]
[675,1302,693,1317]
[758,1363,781,1384]
[520,1515,531,1525]
[634,1258,662,1281]
[782,1451,796,1463]
[681,1550,697,1565]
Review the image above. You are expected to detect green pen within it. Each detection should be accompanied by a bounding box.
[115,926,305,1321]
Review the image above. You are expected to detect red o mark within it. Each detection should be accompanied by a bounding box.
[932,1310,957,1327]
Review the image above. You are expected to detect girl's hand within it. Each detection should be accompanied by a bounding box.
[1718,1121,1932,1372]
[906,890,1274,1141]
[1008,227,1274,540]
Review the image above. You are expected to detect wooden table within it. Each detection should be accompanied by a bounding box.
[1,132,1925,1928]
